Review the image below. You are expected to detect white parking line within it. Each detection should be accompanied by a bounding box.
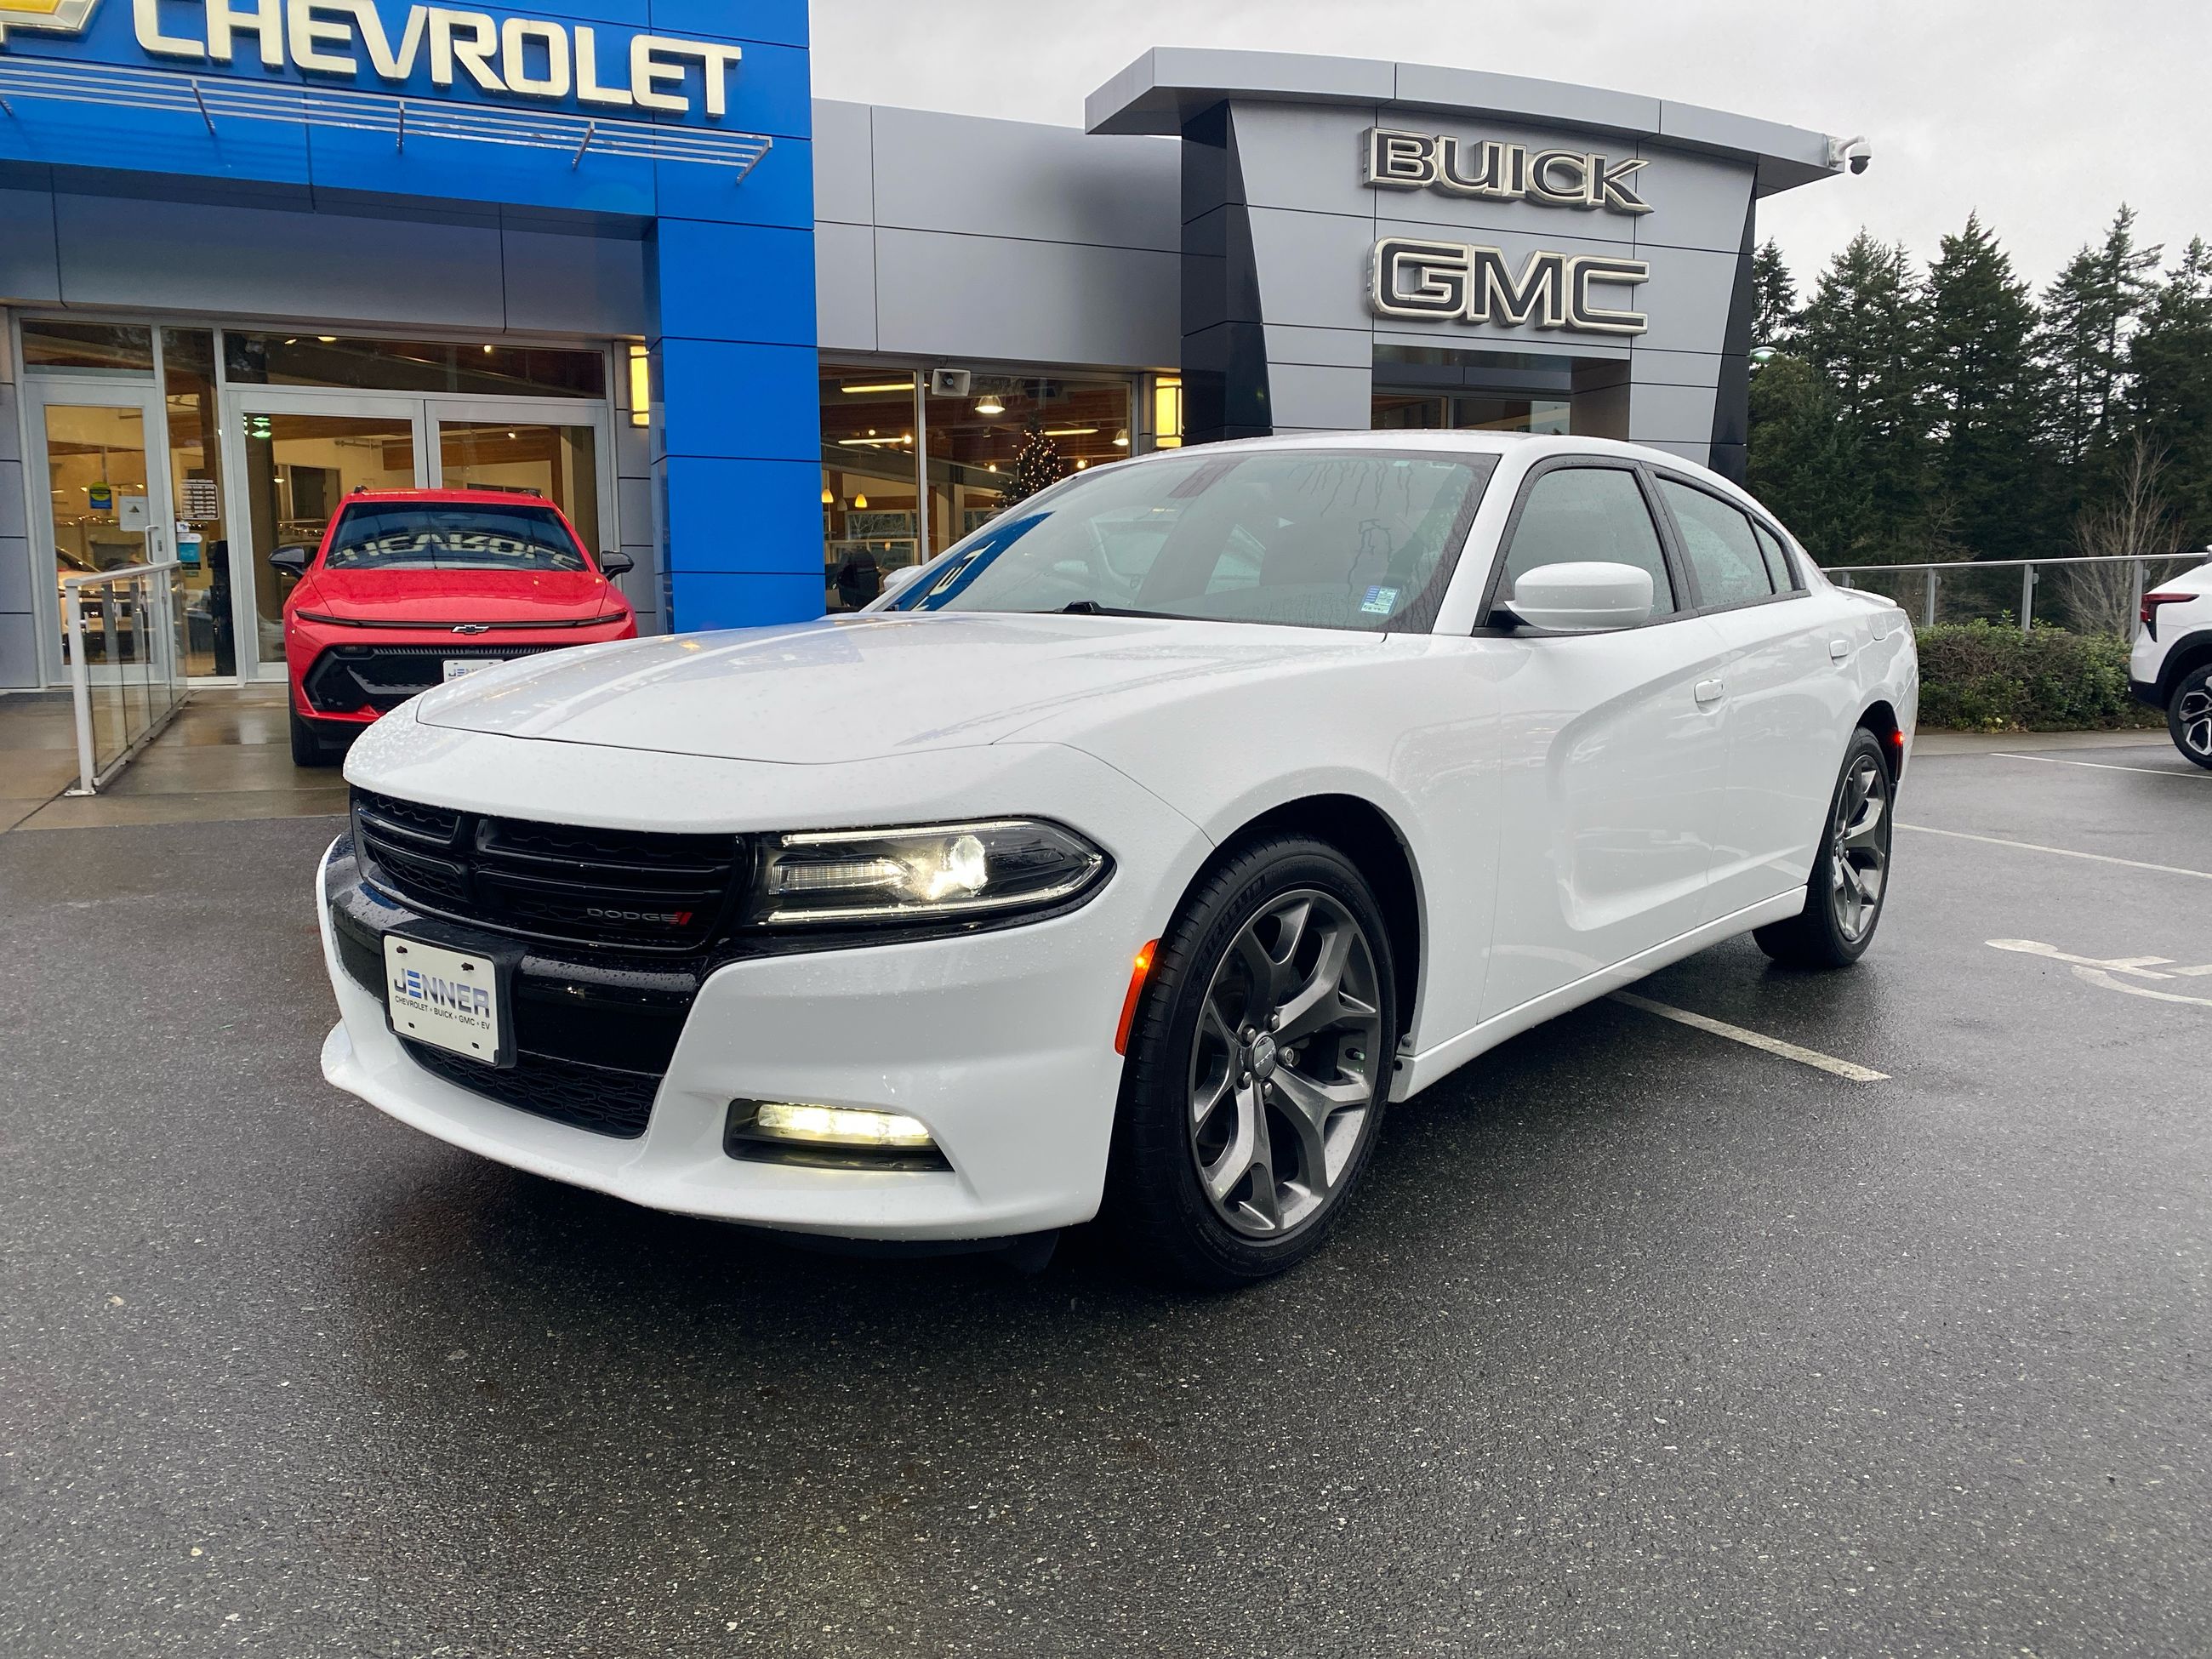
[1991,751,2209,780]
[1610,991,1890,1082]
[1897,823,2212,881]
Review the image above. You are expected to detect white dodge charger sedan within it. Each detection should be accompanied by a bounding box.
[316,433,1917,1286]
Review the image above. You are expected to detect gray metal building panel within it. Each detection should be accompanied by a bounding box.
[871,227,1178,368]
[1625,379,1723,444]
[811,98,876,225]
[812,219,877,352]
[869,104,1179,251]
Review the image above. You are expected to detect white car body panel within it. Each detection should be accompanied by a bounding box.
[319,432,1919,1241]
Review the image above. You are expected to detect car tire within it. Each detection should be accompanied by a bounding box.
[1753,727,1895,970]
[289,707,339,769]
[2169,664,2212,771]
[1105,835,1399,1289]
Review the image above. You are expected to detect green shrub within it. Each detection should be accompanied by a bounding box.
[1914,619,2161,732]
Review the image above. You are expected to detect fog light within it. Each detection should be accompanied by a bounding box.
[749,1101,935,1150]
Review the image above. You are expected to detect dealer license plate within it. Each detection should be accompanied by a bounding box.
[442,658,497,682]
[383,934,505,1065]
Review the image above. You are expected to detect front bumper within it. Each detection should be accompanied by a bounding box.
[314,764,1200,1240]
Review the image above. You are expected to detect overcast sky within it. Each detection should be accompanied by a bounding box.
[811,0,2206,298]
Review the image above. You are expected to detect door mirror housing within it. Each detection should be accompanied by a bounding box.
[267,544,311,576]
[597,549,635,578]
[879,564,927,599]
[1500,562,1654,632]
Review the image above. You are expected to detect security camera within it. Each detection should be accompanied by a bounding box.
[1827,134,1872,175]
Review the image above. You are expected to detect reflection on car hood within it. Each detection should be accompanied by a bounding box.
[295,567,617,625]
[412,612,1387,763]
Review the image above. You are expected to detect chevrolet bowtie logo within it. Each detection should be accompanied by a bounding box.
[0,0,100,44]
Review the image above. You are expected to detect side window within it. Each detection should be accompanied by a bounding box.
[1751,520,1799,591]
[1499,467,1677,618]
[1657,478,1777,608]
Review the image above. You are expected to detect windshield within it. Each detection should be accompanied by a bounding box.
[322,503,589,573]
[887,449,1497,631]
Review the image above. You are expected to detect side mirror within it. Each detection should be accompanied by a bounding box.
[598,549,636,577]
[879,564,927,599]
[268,544,311,576]
[1501,562,1654,632]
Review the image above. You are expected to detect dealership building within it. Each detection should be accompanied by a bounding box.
[0,1,1850,689]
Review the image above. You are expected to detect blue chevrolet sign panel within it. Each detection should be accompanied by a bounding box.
[0,0,823,630]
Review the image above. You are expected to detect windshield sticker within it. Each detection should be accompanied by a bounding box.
[1360,585,1400,615]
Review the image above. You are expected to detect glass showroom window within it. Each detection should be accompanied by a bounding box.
[919,373,1132,556]
[161,328,236,677]
[819,364,921,613]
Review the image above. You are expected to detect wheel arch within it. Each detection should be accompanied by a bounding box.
[1857,698,1906,783]
[2158,631,2212,704]
[1194,793,1426,1045]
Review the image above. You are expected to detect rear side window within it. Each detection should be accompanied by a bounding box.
[323,502,588,573]
[1499,466,1677,617]
[1657,479,1776,607]
[1751,520,1799,590]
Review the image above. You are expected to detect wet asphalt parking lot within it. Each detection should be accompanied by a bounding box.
[2,737,2207,1658]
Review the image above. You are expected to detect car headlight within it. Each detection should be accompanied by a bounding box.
[752,819,1109,926]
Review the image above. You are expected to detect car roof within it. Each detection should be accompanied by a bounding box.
[1113,429,1759,508]
[334,487,566,509]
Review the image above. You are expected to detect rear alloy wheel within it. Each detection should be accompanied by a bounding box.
[1107,837,1397,1287]
[2169,666,2212,771]
[1753,727,1894,969]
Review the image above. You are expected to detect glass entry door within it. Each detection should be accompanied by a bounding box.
[433,405,606,553]
[231,394,425,675]
[26,385,171,686]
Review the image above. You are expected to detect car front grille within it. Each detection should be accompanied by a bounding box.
[351,788,747,953]
[400,1039,660,1139]
[304,645,550,713]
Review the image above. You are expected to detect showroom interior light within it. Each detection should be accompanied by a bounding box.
[973,393,1005,416]
[841,379,917,395]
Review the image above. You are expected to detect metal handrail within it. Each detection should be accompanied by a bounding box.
[1821,550,2211,636]
[60,559,187,796]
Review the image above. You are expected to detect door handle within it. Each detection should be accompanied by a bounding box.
[1694,678,1725,705]
[1828,637,1854,662]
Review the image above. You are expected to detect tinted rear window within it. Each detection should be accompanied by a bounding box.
[324,503,587,572]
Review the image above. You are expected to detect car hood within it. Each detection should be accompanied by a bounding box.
[412,612,1388,764]
[294,566,619,625]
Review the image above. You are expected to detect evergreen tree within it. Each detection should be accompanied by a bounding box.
[2126,237,2212,546]
[1751,238,1799,351]
[1747,354,1869,563]
[2036,205,2161,474]
[1799,232,1927,556]
[1920,214,2045,561]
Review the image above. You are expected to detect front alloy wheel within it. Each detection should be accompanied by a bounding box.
[1187,890,1384,1239]
[2171,667,2212,771]
[1108,836,1398,1287]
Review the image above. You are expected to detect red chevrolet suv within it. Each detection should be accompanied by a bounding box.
[276,487,638,766]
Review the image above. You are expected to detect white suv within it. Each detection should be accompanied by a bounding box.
[2133,555,2212,769]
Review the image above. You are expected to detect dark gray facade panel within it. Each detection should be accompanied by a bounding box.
[500,227,649,338]
[52,192,508,328]
[0,187,61,305]
[0,611,35,690]
[0,535,29,615]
